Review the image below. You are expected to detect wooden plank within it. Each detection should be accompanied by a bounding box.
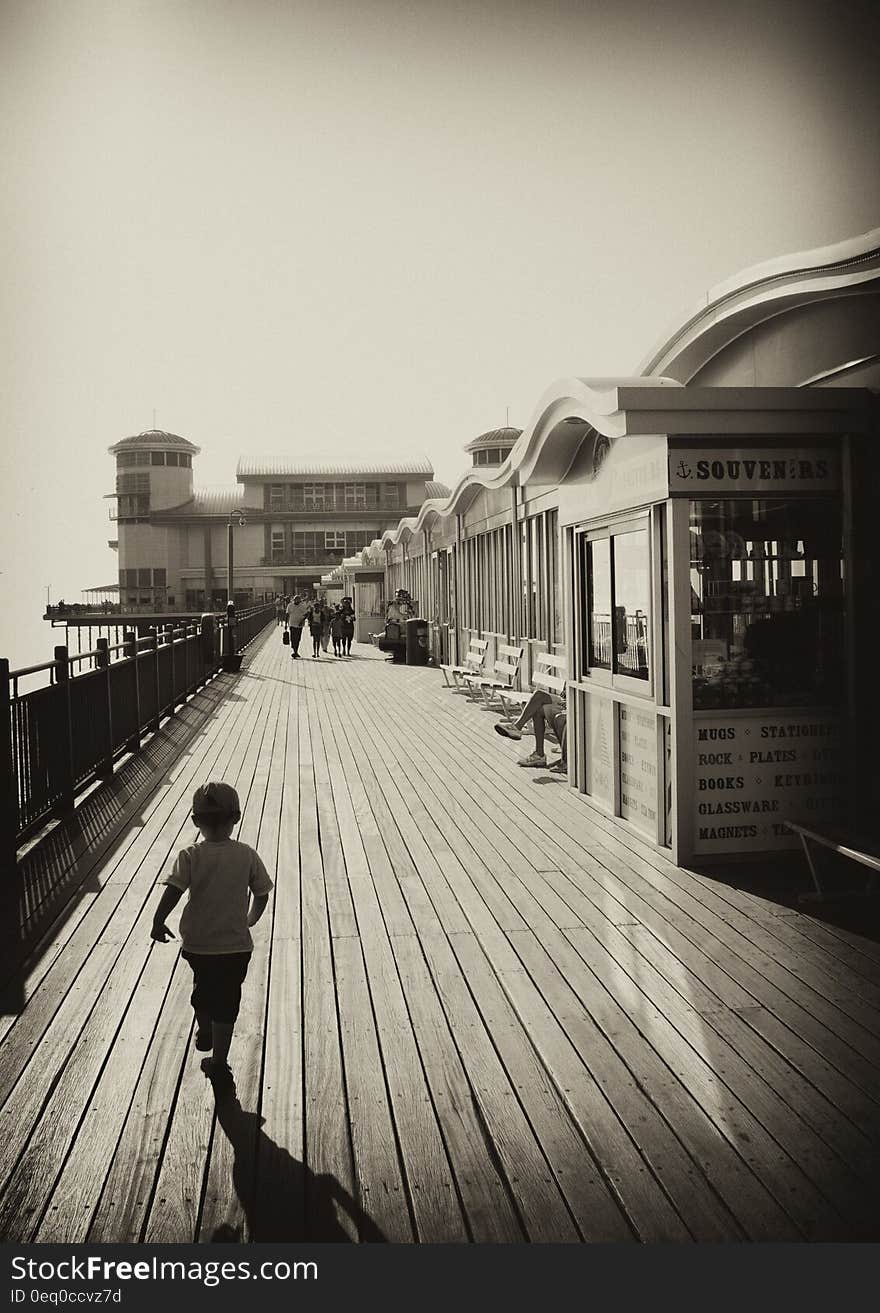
[332,936,413,1241]
[297,700,358,1240]
[516,924,850,1240]
[447,931,634,1241]
[253,937,305,1239]
[34,945,182,1241]
[414,929,580,1242]
[389,935,525,1242]
[86,966,192,1242]
[540,870,880,1176]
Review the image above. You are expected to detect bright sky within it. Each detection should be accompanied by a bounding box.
[1,0,878,666]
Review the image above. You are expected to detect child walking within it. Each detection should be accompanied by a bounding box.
[151,781,273,1085]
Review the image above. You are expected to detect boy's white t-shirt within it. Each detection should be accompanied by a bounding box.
[163,840,274,954]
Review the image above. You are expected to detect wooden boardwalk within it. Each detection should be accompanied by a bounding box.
[1,627,879,1243]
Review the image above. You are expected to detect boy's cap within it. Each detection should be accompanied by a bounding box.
[192,781,241,818]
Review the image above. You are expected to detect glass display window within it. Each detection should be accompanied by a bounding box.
[580,518,651,693]
[689,497,844,709]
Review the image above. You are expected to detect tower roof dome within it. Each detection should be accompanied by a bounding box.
[462,426,522,455]
[108,429,200,455]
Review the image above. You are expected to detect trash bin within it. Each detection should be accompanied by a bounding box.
[405,617,429,666]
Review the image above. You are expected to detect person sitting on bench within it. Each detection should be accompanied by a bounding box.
[377,590,414,662]
[495,689,566,771]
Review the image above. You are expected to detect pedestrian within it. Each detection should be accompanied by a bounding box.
[340,596,355,656]
[307,601,324,657]
[150,781,274,1085]
[330,603,344,656]
[318,597,333,653]
[285,594,310,658]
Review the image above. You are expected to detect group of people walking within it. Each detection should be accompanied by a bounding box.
[278,593,356,658]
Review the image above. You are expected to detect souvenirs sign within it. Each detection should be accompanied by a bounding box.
[692,711,841,855]
[669,447,839,494]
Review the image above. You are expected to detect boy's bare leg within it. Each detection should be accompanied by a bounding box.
[212,1022,234,1067]
[195,1010,212,1049]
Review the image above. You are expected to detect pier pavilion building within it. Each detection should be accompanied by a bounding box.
[108,435,444,611]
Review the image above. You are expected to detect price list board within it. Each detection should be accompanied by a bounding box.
[583,693,614,808]
[619,705,658,837]
[693,712,841,855]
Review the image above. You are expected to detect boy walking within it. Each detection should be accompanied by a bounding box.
[151,782,274,1084]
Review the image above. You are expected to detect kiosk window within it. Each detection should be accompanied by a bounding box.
[613,529,650,681]
[587,538,612,670]
[583,525,651,684]
[689,498,844,709]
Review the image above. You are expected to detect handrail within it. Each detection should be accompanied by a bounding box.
[3,601,276,860]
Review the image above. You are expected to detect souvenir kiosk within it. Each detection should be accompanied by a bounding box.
[556,382,878,865]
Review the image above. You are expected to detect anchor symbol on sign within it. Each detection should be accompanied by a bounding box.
[676,459,693,480]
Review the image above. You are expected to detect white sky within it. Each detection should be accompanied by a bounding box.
[1,0,878,666]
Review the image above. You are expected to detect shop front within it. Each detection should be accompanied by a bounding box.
[559,387,877,865]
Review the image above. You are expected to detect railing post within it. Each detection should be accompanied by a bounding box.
[0,659,18,873]
[167,625,178,716]
[123,630,141,753]
[95,637,114,780]
[147,629,161,732]
[54,645,76,814]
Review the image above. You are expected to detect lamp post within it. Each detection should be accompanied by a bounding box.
[223,507,247,669]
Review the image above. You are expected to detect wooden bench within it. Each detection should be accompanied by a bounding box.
[440,637,488,690]
[498,651,567,722]
[785,820,880,902]
[462,643,524,706]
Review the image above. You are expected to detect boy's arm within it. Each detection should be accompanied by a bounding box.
[151,885,183,941]
[247,893,270,927]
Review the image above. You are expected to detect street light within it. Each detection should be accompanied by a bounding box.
[223,506,247,669]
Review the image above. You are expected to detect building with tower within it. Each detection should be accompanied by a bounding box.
[107,433,442,609]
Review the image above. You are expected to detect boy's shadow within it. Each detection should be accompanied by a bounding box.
[209,1084,386,1243]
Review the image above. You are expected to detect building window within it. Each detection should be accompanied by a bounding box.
[381,483,399,508]
[269,484,284,509]
[151,452,165,466]
[116,473,150,494]
[271,527,285,562]
[137,568,152,588]
[303,483,325,510]
[181,453,191,468]
[165,452,179,466]
[325,531,346,550]
[153,568,167,587]
[344,482,366,509]
[116,451,149,468]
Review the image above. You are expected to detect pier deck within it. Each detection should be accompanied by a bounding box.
[1,627,879,1242]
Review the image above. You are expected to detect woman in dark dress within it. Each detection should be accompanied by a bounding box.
[340,597,355,655]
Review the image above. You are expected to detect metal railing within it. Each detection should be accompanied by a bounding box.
[1,603,275,863]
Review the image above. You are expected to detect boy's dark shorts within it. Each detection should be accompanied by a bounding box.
[182,950,251,1024]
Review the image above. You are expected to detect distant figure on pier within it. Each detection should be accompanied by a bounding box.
[275,597,285,626]
[285,594,310,659]
[306,601,325,658]
[329,604,345,656]
[150,781,274,1086]
[340,596,355,656]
